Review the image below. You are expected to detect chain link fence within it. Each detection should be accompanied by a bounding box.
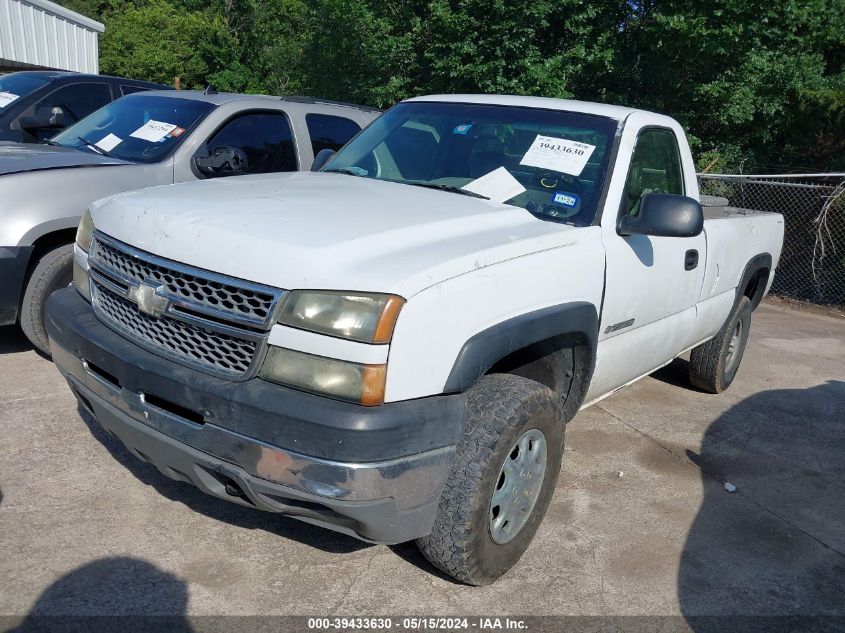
[698,173,845,307]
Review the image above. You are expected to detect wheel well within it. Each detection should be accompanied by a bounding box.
[487,332,593,421]
[743,267,770,309]
[29,229,76,267]
[22,229,77,285]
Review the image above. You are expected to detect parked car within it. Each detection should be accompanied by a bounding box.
[45,94,784,585]
[0,90,380,352]
[0,71,169,143]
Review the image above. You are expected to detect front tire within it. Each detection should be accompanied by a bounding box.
[19,244,74,355]
[689,296,752,393]
[416,374,565,586]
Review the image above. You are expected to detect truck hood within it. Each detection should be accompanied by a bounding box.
[92,171,579,296]
[0,142,130,176]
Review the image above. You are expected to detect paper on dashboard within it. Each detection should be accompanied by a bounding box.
[130,120,177,142]
[0,92,19,108]
[519,135,596,176]
[461,166,526,203]
[95,133,123,152]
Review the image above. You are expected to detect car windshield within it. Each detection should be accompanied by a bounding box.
[51,95,215,164]
[325,101,620,225]
[0,73,51,110]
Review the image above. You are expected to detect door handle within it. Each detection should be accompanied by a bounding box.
[685,249,699,271]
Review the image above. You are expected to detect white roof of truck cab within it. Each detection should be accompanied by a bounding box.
[405,94,639,121]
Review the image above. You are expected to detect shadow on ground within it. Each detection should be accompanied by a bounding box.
[7,557,192,632]
[679,381,845,632]
[0,326,33,355]
[650,357,696,390]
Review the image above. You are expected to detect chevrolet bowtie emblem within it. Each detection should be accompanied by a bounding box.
[128,282,169,318]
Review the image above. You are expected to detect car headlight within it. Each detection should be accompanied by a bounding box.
[73,256,91,302]
[76,210,94,252]
[259,347,386,406]
[278,291,404,343]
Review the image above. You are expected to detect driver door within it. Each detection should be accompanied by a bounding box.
[180,110,299,181]
[586,121,706,402]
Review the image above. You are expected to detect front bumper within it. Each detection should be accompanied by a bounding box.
[0,245,33,325]
[46,288,466,544]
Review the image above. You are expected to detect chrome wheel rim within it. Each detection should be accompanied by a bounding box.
[726,320,743,371]
[489,429,548,544]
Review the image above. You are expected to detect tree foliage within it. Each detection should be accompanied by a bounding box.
[59,0,845,170]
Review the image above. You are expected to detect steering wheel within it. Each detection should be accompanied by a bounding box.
[141,144,161,159]
[533,169,582,193]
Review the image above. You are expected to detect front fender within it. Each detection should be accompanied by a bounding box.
[382,227,605,402]
[444,302,598,393]
[0,165,165,246]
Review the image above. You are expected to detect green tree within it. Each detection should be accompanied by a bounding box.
[296,0,413,106]
[600,0,845,170]
[417,0,622,98]
[57,0,844,170]
[99,0,238,89]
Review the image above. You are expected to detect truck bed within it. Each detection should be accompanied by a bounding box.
[700,194,773,220]
[701,201,785,304]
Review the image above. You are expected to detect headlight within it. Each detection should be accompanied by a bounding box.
[260,347,386,406]
[278,291,404,343]
[76,210,94,252]
[73,256,91,302]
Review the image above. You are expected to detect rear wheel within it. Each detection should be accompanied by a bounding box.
[689,296,752,393]
[416,374,565,585]
[19,244,73,355]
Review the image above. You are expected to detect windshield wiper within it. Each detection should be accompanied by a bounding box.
[408,182,489,199]
[76,135,110,157]
[324,168,365,177]
[40,139,61,146]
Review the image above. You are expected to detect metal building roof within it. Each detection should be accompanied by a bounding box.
[0,0,104,74]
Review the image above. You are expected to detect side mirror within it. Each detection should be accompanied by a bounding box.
[20,106,67,131]
[194,146,248,177]
[311,148,336,172]
[618,193,704,238]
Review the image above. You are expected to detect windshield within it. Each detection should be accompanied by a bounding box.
[0,73,51,110]
[325,101,619,225]
[51,95,215,164]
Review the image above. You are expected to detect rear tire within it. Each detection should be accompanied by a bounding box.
[689,296,752,393]
[19,244,74,356]
[416,374,565,586]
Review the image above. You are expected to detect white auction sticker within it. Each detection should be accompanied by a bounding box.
[0,92,20,108]
[95,133,123,152]
[519,135,596,176]
[130,119,178,142]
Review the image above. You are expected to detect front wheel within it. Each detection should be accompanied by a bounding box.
[416,374,565,585]
[19,244,74,355]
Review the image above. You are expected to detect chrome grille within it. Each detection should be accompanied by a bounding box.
[90,235,277,327]
[87,232,285,380]
[94,282,258,377]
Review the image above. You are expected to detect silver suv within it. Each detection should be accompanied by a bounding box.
[0,90,380,353]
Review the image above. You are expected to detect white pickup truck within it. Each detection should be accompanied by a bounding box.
[46,95,784,585]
